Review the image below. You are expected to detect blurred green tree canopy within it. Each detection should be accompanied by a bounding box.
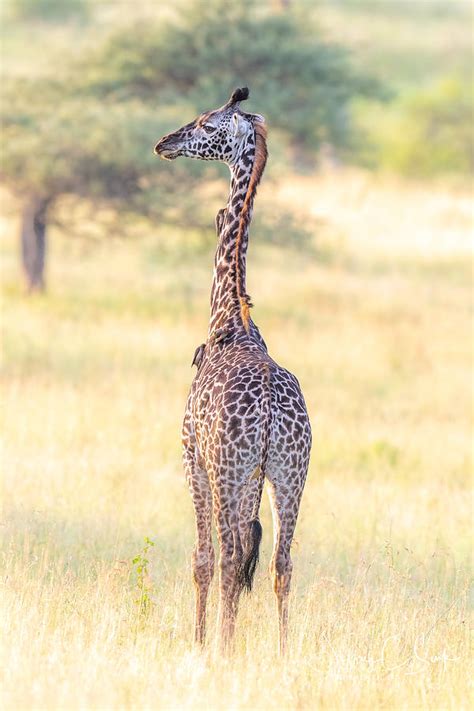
[1,0,471,293]
[371,77,473,178]
[6,0,89,22]
[79,0,382,151]
[1,0,383,288]
[1,0,384,209]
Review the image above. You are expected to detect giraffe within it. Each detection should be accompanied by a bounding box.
[154,87,312,654]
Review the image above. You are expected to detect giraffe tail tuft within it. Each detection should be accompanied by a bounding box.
[237,362,271,592]
[237,519,262,592]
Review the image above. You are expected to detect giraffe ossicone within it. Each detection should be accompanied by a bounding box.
[155,87,312,654]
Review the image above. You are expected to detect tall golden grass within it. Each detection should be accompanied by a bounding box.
[2,171,472,709]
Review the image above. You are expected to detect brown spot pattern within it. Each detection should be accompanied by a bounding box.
[155,88,312,654]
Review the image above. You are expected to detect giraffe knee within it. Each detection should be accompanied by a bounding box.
[219,552,236,577]
[192,547,214,587]
[219,552,242,593]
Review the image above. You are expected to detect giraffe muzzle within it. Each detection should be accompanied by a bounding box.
[154,136,181,160]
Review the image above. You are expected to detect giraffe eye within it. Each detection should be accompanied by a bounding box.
[202,124,216,134]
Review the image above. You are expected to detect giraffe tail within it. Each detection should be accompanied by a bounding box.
[238,519,263,592]
[237,363,272,593]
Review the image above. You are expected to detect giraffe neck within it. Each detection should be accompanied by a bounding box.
[208,125,267,339]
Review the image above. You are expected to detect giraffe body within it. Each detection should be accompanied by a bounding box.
[155,88,311,653]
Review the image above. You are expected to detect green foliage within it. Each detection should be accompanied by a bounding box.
[131,536,155,622]
[0,76,205,227]
[1,0,383,238]
[7,0,89,22]
[2,85,150,198]
[363,76,473,178]
[80,0,382,150]
[1,0,471,226]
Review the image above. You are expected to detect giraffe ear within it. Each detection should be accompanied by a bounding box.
[232,113,249,138]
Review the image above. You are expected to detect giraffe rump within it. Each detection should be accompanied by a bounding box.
[237,518,263,592]
[238,361,271,592]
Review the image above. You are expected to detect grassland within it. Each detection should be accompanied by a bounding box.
[1,170,472,709]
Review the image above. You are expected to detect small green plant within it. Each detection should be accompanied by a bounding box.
[132,536,155,622]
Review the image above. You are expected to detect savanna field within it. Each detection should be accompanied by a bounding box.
[2,170,472,710]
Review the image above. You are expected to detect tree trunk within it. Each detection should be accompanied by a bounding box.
[21,197,50,292]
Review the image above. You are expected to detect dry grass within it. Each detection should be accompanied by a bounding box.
[1,171,472,709]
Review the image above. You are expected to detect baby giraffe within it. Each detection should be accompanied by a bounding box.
[154,88,312,654]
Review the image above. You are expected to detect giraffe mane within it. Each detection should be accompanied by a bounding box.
[236,119,268,332]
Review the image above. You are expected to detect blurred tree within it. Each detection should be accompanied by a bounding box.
[81,0,381,155]
[1,81,204,290]
[1,0,381,290]
[6,0,89,22]
[385,77,473,177]
[357,75,474,178]
[2,83,138,288]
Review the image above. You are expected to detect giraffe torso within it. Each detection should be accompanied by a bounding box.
[183,326,312,497]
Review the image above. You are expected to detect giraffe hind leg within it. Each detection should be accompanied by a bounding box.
[184,451,214,646]
[267,467,307,655]
[215,511,241,653]
[213,474,257,652]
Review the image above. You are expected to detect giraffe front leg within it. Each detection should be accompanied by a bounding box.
[184,449,214,646]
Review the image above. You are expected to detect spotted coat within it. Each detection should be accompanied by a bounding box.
[154,88,312,653]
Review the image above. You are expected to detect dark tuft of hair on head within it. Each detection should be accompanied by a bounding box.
[230,87,249,104]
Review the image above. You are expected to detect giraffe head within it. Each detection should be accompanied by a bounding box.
[154,87,263,165]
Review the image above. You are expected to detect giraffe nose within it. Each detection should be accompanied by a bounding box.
[154,137,166,155]
[154,136,180,159]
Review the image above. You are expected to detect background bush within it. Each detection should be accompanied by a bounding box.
[6,0,89,22]
[368,76,473,178]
